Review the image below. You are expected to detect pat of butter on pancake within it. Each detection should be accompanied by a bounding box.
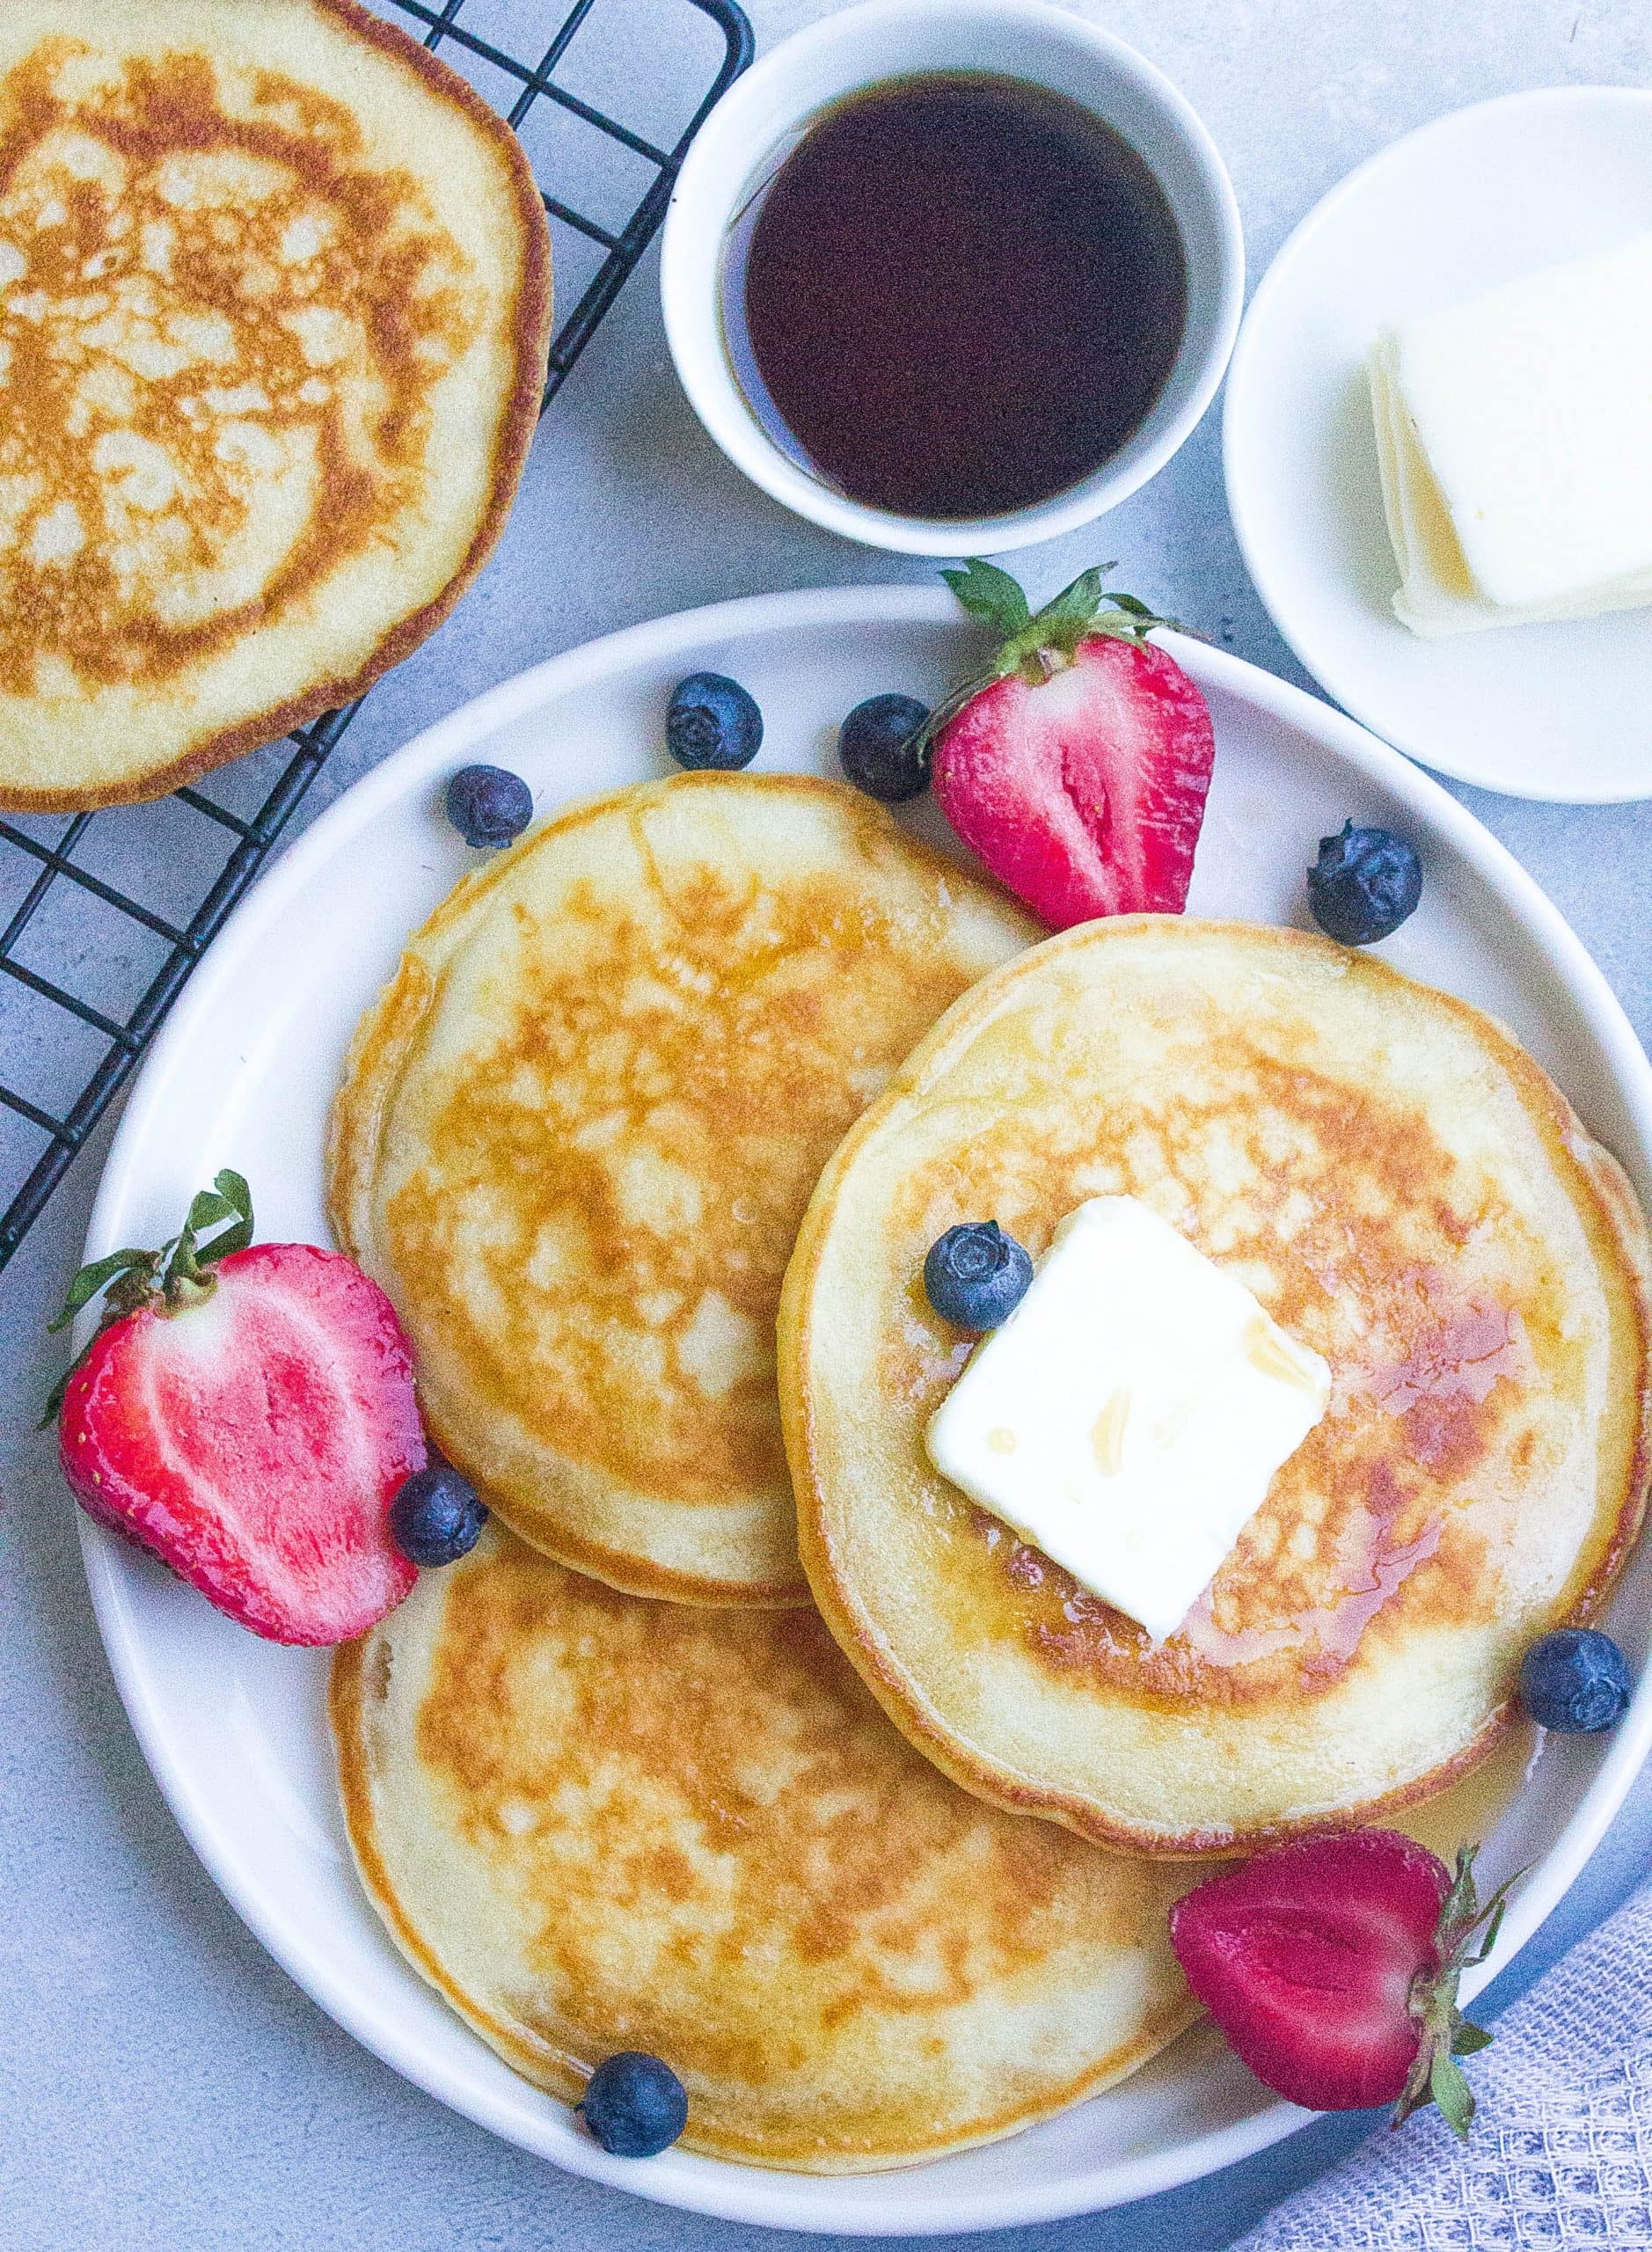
[1371,235,1652,637]
[925,1195,1330,1641]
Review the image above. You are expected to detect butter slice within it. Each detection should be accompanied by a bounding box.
[925,1196,1329,1641]
[1371,235,1652,638]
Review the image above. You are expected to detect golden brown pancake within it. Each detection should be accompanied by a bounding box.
[328,773,1038,1605]
[0,0,550,808]
[779,918,1652,1854]
[331,1522,1198,2172]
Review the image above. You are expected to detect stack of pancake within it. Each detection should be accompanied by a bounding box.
[327,771,1651,2170]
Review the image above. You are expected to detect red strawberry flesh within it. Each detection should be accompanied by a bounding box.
[932,632,1214,930]
[61,1241,422,1645]
[1169,1830,1451,2113]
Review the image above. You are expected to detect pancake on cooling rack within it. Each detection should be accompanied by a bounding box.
[779,918,1652,1855]
[0,0,550,808]
[328,773,1037,1606]
[331,1520,1197,2171]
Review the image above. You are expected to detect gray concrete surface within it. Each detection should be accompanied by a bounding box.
[4,3,1651,2246]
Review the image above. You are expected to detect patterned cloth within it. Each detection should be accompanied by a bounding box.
[1235,1878,1652,2248]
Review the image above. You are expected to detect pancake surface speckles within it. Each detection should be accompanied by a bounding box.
[780,918,1652,1854]
[328,773,1038,1605]
[0,0,550,808]
[331,1522,1197,2171]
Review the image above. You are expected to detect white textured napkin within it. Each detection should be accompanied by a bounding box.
[1234,1877,1652,2249]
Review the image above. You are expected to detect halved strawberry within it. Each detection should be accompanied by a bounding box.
[925,559,1214,930]
[1169,1830,1517,2138]
[53,1173,423,1646]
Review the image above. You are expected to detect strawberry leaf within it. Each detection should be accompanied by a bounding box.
[213,1167,253,1231]
[184,1188,245,1241]
[201,1169,255,1262]
[1452,2020,1493,2056]
[1028,566,1111,652]
[1428,2050,1477,2140]
[941,559,1032,642]
[48,1247,157,1334]
[1461,1879,1518,1971]
[1436,1840,1481,1936]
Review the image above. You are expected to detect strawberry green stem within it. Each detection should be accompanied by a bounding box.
[1392,1843,1522,2139]
[910,558,1188,770]
[43,1169,254,1423]
[941,556,1183,676]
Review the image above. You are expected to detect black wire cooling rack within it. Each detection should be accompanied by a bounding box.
[0,0,752,1275]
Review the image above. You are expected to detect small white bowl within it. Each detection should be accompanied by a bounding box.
[661,0,1244,555]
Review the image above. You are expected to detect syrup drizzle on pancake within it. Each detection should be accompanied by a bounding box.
[881,1043,1547,1707]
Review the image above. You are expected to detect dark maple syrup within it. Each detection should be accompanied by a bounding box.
[723,72,1188,521]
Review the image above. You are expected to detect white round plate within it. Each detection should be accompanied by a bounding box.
[1224,86,1652,802]
[78,586,1652,2234]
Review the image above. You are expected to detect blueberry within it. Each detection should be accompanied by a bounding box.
[445,764,533,848]
[838,692,932,802]
[1519,1627,1632,1734]
[1306,822,1422,946]
[924,1222,1034,1330]
[666,672,764,771]
[389,1461,489,1568]
[579,2051,688,2158]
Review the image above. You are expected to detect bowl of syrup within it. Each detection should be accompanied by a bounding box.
[662,0,1244,555]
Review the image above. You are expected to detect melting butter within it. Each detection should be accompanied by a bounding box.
[925,1195,1331,1641]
